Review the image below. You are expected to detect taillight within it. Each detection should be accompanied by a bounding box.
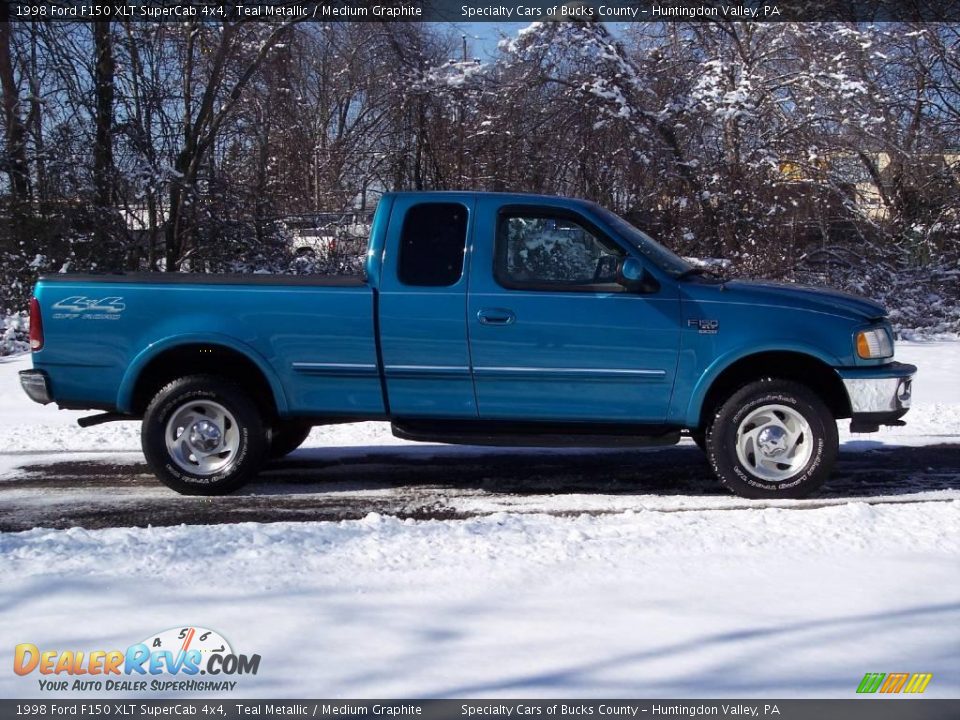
[29,297,43,351]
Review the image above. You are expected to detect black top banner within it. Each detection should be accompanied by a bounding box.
[3,0,960,23]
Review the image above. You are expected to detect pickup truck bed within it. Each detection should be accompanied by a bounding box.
[31,274,383,417]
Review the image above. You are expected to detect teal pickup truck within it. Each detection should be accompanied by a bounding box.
[20,192,915,498]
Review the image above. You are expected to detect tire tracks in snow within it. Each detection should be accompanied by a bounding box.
[0,444,957,530]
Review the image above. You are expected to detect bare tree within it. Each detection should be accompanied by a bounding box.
[0,22,30,201]
[92,19,116,253]
[164,20,302,270]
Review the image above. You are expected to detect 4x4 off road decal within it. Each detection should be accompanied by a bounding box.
[51,296,126,320]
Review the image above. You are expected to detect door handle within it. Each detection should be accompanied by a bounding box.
[477,308,516,326]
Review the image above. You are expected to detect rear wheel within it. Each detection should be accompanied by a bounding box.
[141,375,267,495]
[268,421,313,459]
[705,379,837,499]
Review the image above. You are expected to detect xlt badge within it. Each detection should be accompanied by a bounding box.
[688,318,719,334]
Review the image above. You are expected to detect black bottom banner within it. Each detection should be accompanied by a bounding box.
[2,700,959,720]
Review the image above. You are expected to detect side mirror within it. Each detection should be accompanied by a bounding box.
[616,257,659,293]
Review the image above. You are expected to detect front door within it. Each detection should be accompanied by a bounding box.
[466,199,681,422]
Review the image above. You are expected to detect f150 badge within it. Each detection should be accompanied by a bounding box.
[688,318,719,334]
[51,296,126,320]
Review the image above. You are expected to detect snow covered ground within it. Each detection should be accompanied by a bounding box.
[0,343,958,699]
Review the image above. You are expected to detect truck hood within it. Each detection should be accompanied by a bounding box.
[689,279,887,321]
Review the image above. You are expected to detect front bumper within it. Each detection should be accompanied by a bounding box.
[838,361,916,432]
[19,369,53,405]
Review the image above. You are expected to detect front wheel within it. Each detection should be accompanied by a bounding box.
[705,379,838,499]
[141,375,267,495]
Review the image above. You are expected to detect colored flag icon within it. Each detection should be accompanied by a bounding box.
[857,672,932,694]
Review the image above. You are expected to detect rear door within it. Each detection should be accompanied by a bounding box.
[377,195,478,417]
[466,197,681,422]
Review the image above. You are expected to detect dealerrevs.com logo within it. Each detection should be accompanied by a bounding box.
[14,626,260,693]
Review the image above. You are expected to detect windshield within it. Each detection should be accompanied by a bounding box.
[591,205,693,278]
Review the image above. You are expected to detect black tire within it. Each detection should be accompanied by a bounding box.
[141,375,267,495]
[268,421,313,459]
[705,379,838,499]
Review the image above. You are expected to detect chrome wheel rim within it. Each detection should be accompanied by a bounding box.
[164,400,240,476]
[735,404,813,483]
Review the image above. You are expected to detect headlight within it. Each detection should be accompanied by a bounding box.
[856,328,893,359]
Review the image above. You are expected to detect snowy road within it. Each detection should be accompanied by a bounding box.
[1,342,958,699]
[2,341,960,528]
[0,443,958,530]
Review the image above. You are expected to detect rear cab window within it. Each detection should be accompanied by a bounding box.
[397,203,469,287]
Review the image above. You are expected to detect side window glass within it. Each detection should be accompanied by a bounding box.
[397,203,468,287]
[496,214,624,290]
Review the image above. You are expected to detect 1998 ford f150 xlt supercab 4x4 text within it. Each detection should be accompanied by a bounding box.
[20,192,916,498]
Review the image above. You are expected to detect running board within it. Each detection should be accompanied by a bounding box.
[391,419,681,448]
[77,412,132,428]
[850,418,907,433]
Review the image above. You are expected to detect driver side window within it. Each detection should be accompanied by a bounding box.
[495,212,625,291]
